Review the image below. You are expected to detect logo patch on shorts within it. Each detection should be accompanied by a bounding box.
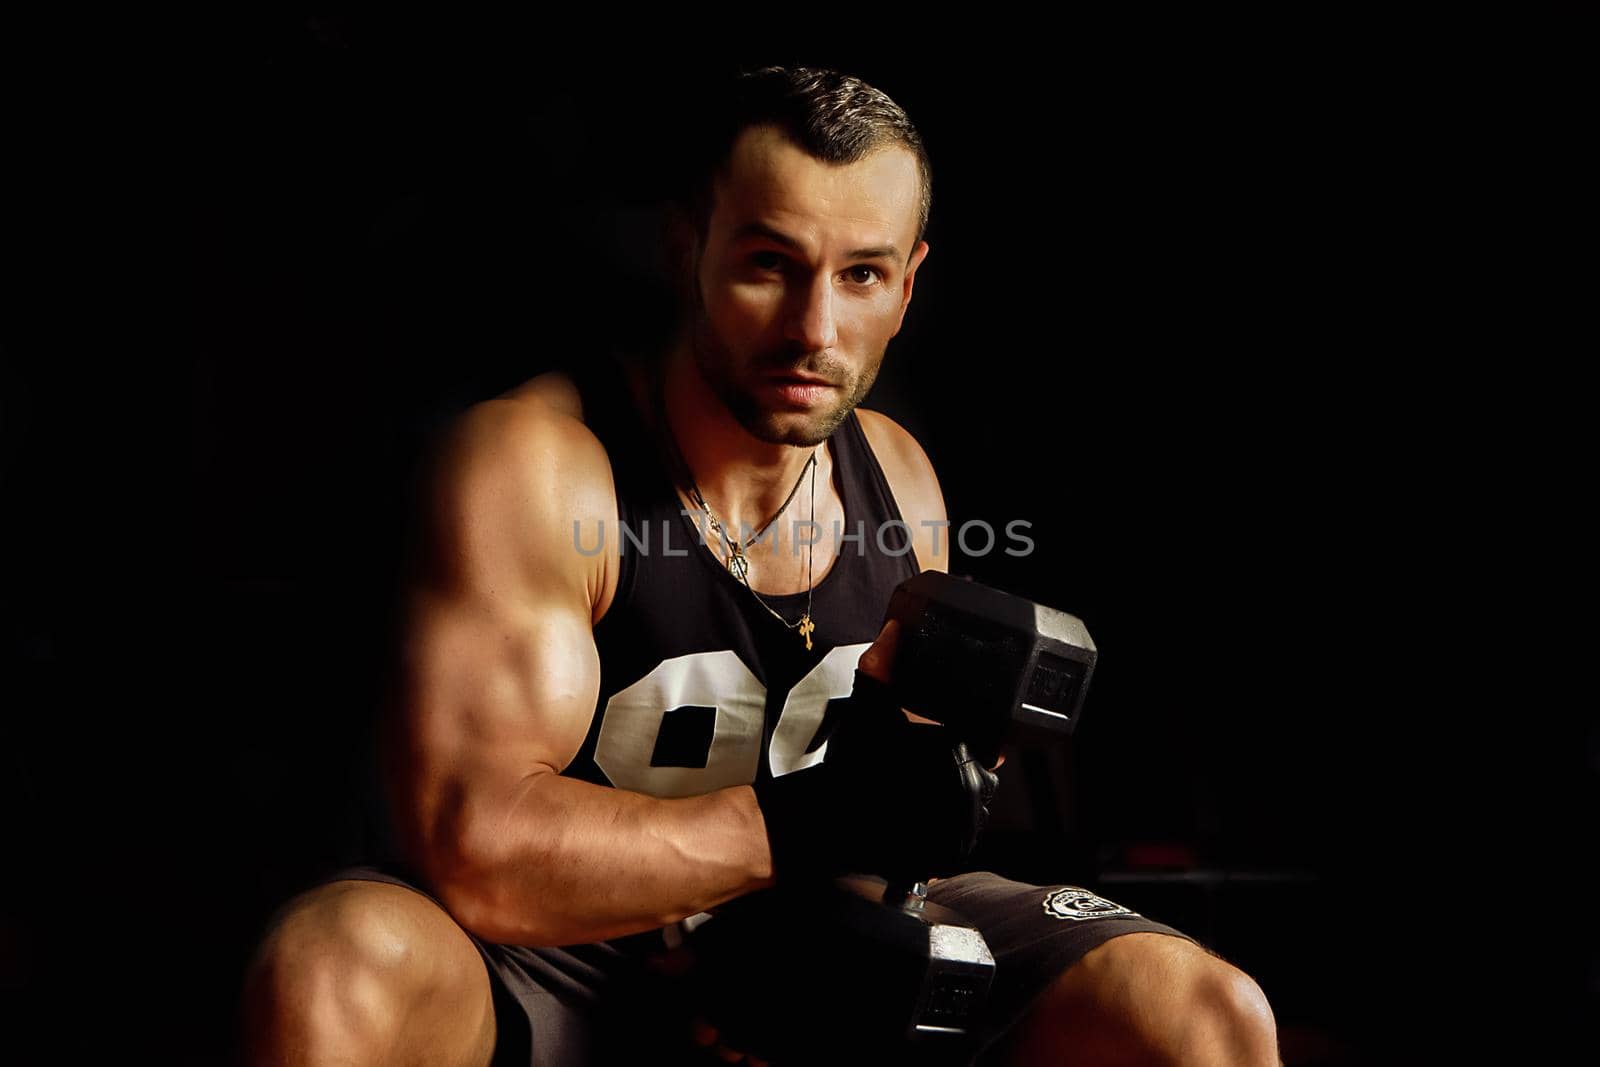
[1042,887,1136,922]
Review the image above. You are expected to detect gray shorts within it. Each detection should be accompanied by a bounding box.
[325,864,1196,1066]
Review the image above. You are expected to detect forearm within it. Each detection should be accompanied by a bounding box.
[427,772,776,947]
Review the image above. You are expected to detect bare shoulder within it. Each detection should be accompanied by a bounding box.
[442,391,611,506]
[500,369,585,421]
[423,388,620,620]
[855,407,950,573]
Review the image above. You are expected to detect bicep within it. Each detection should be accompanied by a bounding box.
[403,586,599,781]
[388,400,615,863]
[389,581,600,900]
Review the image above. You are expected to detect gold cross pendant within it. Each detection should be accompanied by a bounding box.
[798,614,815,651]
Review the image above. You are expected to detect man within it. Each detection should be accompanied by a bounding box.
[242,66,1279,1066]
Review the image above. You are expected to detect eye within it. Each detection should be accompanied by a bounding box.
[844,265,883,287]
[750,251,785,273]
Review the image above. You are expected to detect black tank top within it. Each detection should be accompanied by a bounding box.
[565,355,921,796]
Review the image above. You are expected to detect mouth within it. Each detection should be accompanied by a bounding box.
[761,373,838,408]
[768,372,835,386]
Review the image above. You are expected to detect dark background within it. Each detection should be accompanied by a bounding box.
[4,12,1583,1066]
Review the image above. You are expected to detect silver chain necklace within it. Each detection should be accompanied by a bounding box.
[697,454,818,650]
[654,371,820,650]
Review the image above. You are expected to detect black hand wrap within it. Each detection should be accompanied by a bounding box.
[752,669,1000,887]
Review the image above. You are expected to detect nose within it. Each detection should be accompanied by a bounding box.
[784,272,838,352]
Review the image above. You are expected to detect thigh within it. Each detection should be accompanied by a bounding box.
[324,865,671,1067]
[925,872,1200,1059]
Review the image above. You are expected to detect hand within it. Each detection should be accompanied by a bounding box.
[752,621,1001,886]
[861,622,1008,769]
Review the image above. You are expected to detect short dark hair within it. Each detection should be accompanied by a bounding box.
[673,66,932,255]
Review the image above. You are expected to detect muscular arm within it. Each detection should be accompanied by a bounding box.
[385,398,775,948]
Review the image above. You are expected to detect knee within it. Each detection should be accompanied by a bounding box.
[1034,934,1279,1067]
[248,880,430,997]
[241,882,448,1062]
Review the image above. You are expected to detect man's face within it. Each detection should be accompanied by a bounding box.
[687,124,930,447]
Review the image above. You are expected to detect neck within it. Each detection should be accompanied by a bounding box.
[657,333,831,537]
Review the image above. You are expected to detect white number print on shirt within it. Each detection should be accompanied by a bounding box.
[593,643,871,798]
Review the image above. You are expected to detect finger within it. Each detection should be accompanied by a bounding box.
[857,619,901,681]
[713,1043,745,1063]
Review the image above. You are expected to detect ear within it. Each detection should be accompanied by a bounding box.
[892,240,931,336]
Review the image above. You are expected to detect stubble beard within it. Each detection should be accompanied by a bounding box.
[687,285,882,448]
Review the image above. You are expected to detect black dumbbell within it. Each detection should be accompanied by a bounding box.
[885,570,1098,769]
[685,572,1099,1064]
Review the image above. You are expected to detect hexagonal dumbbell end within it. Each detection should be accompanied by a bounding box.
[884,571,1097,768]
